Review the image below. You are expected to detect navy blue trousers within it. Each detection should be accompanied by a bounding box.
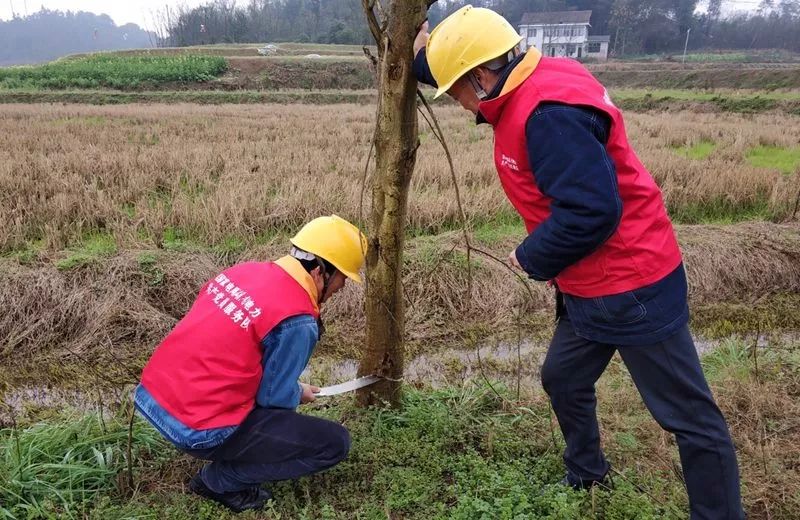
[542,317,744,520]
[185,408,350,493]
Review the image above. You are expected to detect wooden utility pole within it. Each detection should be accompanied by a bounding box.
[356,0,430,407]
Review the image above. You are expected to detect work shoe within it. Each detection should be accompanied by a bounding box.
[189,473,272,513]
[559,473,613,491]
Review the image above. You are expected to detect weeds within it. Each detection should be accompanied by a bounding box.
[55,233,117,270]
[3,338,799,519]
[137,253,165,287]
[0,410,167,519]
[0,384,686,519]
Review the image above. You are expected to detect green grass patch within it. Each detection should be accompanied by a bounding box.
[0,410,167,519]
[2,86,796,114]
[471,213,525,245]
[120,203,136,219]
[668,198,772,225]
[691,294,800,338]
[55,233,117,270]
[51,115,108,126]
[2,240,45,265]
[611,89,800,113]
[0,55,228,90]
[673,140,716,160]
[0,89,376,105]
[612,88,800,102]
[212,236,248,264]
[618,49,800,63]
[138,252,165,286]
[0,384,688,519]
[746,145,800,174]
[161,227,203,253]
[6,337,799,518]
[408,209,523,242]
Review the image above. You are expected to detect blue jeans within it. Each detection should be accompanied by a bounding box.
[185,407,350,493]
[542,317,744,520]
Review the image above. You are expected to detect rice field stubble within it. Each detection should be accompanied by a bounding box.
[0,103,799,386]
[1,103,799,252]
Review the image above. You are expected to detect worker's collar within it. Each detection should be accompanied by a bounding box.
[477,49,543,126]
[274,256,320,314]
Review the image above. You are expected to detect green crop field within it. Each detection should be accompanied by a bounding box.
[0,55,228,89]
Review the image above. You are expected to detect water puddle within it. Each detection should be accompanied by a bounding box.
[2,333,797,423]
[306,339,546,389]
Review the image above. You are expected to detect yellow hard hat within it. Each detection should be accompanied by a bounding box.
[290,215,367,283]
[427,5,522,99]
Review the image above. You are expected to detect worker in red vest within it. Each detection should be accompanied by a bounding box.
[413,7,743,519]
[134,215,366,513]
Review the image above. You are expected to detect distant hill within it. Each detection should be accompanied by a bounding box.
[0,9,154,66]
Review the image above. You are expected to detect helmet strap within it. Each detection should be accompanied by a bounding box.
[468,71,488,100]
[315,257,332,305]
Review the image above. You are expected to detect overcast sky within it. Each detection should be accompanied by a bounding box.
[0,1,209,28]
[1,0,759,29]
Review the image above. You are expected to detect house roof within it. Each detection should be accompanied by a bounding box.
[587,35,610,42]
[520,10,592,26]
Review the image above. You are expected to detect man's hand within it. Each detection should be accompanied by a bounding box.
[508,248,522,270]
[413,21,430,57]
[300,383,320,404]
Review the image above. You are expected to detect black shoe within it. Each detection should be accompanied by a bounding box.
[559,473,613,491]
[189,473,272,513]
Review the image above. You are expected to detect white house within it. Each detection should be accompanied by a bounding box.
[518,10,610,61]
[586,35,610,60]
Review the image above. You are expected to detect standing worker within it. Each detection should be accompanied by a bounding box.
[134,215,366,513]
[413,6,744,519]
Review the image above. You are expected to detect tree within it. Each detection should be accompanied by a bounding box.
[355,0,430,407]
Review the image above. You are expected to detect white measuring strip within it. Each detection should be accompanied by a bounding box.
[314,375,382,397]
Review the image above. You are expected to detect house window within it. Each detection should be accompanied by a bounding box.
[588,42,602,53]
[531,28,537,37]
[566,44,576,55]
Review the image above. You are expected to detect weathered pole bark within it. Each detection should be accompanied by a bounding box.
[356,0,430,407]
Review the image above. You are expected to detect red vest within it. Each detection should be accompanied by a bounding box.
[479,56,682,297]
[141,261,319,429]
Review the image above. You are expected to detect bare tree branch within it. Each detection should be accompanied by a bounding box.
[361,0,383,43]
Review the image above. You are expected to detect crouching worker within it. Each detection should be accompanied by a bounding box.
[134,215,367,513]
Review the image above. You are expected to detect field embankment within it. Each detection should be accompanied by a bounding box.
[2,47,800,114]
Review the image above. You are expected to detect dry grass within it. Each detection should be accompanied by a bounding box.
[0,102,799,384]
[0,104,798,254]
[1,220,799,390]
[596,338,800,519]
[0,102,799,385]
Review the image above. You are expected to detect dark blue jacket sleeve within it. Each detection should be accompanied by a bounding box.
[256,314,318,409]
[515,104,622,281]
[413,48,438,88]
